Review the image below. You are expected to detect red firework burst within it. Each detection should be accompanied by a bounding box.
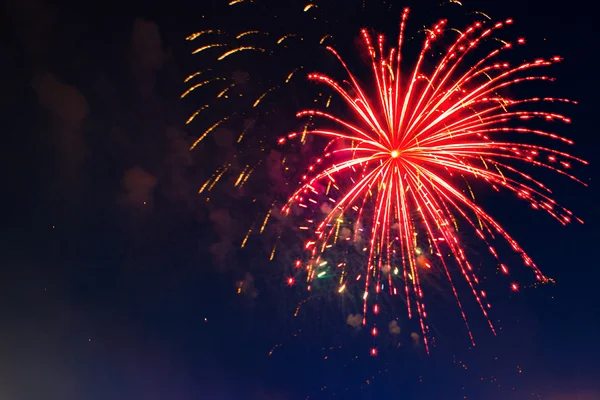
[278,9,586,353]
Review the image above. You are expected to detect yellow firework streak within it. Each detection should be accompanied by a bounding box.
[494,163,507,183]
[217,83,236,98]
[304,3,316,12]
[387,63,395,80]
[268,344,281,356]
[326,95,332,108]
[451,214,459,231]
[496,96,509,113]
[216,87,230,98]
[319,35,332,44]
[479,155,489,169]
[237,126,250,143]
[184,69,211,83]
[301,121,310,143]
[236,30,261,39]
[234,165,250,187]
[218,47,265,61]
[476,214,484,231]
[192,44,225,54]
[259,206,274,234]
[277,34,297,45]
[253,86,278,107]
[427,235,434,252]
[285,67,302,83]
[186,30,220,41]
[181,79,222,99]
[464,178,476,201]
[198,177,212,194]
[198,165,229,194]
[207,165,230,192]
[472,10,491,19]
[240,163,259,187]
[190,117,230,150]
[320,239,328,253]
[294,298,310,317]
[185,105,209,125]
[229,0,246,5]
[241,224,254,248]
[269,238,279,261]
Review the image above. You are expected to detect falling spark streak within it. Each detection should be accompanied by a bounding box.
[198,177,212,194]
[304,4,316,12]
[472,11,492,20]
[181,79,222,99]
[185,105,209,125]
[281,9,584,352]
[241,224,254,248]
[235,165,251,187]
[320,35,333,44]
[217,84,236,98]
[286,67,303,83]
[237,122,254,143]
[190,117,230,149]
[277,34,297,45]
[199,164,231,194]
[270,237,280,261]
[260,204,275,234]
[184,69,211,83]
[192,44,226,54]
[268,344,282,356]
[236,30,262,39]
[186,30,220,41]
[207,166,230,192]
[294,298,310,317]
[253,87,278,107]
[239,163,258,187]
[218,46,265,60]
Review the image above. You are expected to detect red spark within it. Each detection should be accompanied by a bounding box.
[282,10,584,353]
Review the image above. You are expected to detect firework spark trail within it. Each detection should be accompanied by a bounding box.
[184,1,425,203]
[182,16,319,196]
[280,8,586,353]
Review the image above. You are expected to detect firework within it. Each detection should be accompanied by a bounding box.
[182,0,399,201]
[182,1,394,268]
[182,4,319,200]
[278,8,585,353]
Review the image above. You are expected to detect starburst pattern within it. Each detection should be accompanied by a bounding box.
[279,9,586,353]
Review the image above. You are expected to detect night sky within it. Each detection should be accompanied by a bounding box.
[3,0,600,399]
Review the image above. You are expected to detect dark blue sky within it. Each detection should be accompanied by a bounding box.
[2,0,599,398]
